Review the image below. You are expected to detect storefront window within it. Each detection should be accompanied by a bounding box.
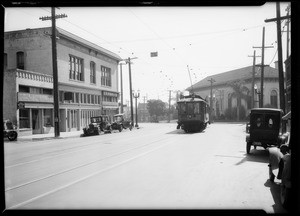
[44,109,53,127]
[19,109,30,128]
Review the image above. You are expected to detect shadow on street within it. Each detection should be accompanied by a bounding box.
[166,129,206,135]
[264,179,288,213]
[236,149,269,165]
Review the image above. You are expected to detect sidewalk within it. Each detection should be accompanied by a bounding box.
[17,130,83,141]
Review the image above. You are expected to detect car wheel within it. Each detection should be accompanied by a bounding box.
[119,126,123,132]
[246,142,251,154]
[281,185,291,210]
[8,131,18,141]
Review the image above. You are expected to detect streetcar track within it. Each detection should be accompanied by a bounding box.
[7,139,177,210]
[5,130,170,168]
[5,132,184,192]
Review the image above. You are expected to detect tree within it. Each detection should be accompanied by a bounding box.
[226,80,250,121]
[147,99,166,121]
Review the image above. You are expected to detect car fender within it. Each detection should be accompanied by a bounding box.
[246,134,250,142]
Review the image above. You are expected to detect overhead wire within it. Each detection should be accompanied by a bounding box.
[33,7,289,92]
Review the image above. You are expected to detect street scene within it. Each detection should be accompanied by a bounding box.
[2,2,295,214]
[4,122,287,212]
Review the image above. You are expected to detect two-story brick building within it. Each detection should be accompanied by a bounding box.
[3,27,122,135]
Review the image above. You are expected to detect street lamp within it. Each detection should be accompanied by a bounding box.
[133,90,140,128]
[254,84,261,107]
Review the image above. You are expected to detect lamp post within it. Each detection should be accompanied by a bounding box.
[254,84,261,108]
[133,90,140,128]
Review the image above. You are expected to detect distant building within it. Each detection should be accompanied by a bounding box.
[138,103,150,122]
[3,27,122,135]
[186,65,281,120]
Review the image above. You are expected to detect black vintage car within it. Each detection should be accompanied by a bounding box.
[3,120,18,141]
[82,115,112,136]
[111,114,132,132]
[245,108,288,154]
[268,111,291,210]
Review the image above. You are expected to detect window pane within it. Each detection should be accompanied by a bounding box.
[19,109,30,128]
[17,52,24,70]
[44,109,53,127]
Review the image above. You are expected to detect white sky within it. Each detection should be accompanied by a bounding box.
[4,2,291,104]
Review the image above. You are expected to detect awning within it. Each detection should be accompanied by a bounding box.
[24,103,53,109]
[102,106,118,110]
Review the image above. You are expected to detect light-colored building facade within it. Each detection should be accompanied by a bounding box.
[3,27,122,135]
[186,65,281,120]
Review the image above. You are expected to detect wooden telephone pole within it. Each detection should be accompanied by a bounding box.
[253,27,273,108]
[40,8,67,137]
[207,78,216,122]
[248,51,261,109]
[168,90,171,123]
[119,63,126,114]
[265,2,290,114]
[124,57,137,127]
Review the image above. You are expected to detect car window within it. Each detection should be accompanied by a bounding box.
[251,114,264,129]
[268,118,273,128]
[265,114,278,129]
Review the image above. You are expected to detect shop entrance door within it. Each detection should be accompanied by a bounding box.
[32,109,42,134]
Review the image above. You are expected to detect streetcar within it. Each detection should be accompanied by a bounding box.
[176,93,210,133]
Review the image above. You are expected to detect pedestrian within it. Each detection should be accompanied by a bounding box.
[268,146,283,182]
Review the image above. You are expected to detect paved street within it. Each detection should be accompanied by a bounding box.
[4,122,287,213]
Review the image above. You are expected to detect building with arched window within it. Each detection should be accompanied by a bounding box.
[186,65,282,121]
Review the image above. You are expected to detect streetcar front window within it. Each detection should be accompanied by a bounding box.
[187,103,194,114]
[178,103,186,114]
[194,103,200,114]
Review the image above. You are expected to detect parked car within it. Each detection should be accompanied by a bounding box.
[3,119,18,141]
[268,111,291,210]
[111,114,123,132]
[245,108,288,154]
[111,114,132,132]
[82,115,112,137]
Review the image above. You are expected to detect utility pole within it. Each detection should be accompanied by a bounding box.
[119,62,126,114]
[285,6,290,59]
[248,51,261,109]
[253,27,273,108]
[142,96,147,122]
[207,78,215,122]
[168,90,171,123]
[124,57,137,127]
[265,2,290,114]
[40,8,67,137]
